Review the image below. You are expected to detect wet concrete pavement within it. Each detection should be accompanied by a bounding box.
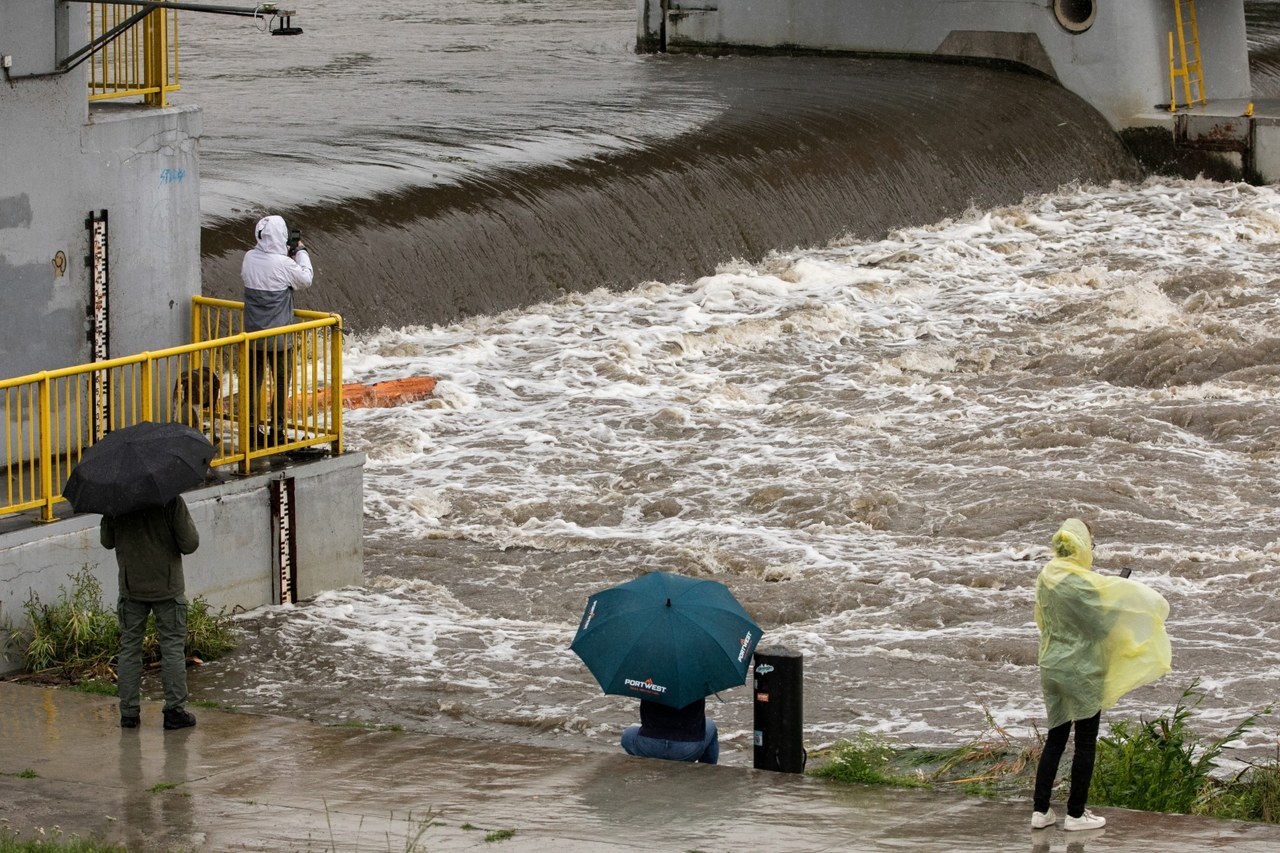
[3,683,1280,852]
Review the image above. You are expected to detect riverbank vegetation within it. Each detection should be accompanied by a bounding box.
[3,567,236,684]
[0,822,130,853]
[810,682,1278,824]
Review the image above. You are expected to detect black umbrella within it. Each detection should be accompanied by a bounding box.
[62,421,214,517]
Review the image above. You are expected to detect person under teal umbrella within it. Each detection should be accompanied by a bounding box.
[571,571,761,765]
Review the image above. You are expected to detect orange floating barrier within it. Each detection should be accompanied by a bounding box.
[353,376,437,409]
[340,376,437,409]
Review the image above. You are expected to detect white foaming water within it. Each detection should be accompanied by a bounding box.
[199,178,1280,764]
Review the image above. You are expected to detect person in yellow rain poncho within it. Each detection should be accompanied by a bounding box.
[1030,518,1171,833]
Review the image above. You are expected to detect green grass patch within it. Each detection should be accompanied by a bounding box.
[0,840,128,853]
[68,680,116,698]
[483,829,514,843]
[16,770,37,779]
[5,567,236,682]
[809,732,917,786]
[0,824,128,852]
[811,708,1031,796]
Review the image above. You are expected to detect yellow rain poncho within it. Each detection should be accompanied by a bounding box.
[1035,518,1171,728]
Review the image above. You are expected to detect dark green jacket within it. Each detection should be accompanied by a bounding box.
[101,497,200,601]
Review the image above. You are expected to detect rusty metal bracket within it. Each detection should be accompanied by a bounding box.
[1175,112,1251,153]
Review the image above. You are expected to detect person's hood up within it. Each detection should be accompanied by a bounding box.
[253,215,288,255]
[1049,517,1092,571]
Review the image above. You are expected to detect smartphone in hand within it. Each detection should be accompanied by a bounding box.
[1119,568,1132,578]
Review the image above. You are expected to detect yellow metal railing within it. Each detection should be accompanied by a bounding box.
[2,300,343,523]
[87,4,180,106]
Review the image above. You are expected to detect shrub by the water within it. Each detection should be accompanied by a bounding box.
[1091,679,1275,819]
[809,732,906,786]
[811,682,1278,824]
[1209,753,1280,823]
[11,568,119,679]
[0,823,128,852]
[5,567,236,682]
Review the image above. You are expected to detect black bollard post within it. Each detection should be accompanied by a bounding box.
[753,645,805,773]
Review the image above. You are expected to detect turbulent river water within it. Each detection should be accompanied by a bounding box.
[175,1,1280,767]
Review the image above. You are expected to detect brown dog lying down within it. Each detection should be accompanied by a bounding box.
[173,366,222,437]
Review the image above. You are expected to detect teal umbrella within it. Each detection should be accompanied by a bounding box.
[570,571,763,709]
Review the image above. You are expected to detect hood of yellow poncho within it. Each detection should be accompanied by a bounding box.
[1035,518,1171,728]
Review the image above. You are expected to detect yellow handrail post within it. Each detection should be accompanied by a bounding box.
[1168,31,1177,112]
[37,375,54,523]
[144,8,166,107]
[190,300,206,376]
[139,356,154,422]
[191,300,203,346]
[331,315,344,455]
[238,336,252,475]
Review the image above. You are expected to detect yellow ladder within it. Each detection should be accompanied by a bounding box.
[1169,0,1207,111]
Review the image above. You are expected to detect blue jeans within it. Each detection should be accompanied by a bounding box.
[117,596,189,716]
[621,719,719,764]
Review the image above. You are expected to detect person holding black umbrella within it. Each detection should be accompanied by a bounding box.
[102,496,201,731]
[63,421,213,730]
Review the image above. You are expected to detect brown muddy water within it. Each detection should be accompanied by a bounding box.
[168,2,1280,768]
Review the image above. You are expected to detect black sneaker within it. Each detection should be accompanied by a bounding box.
[251,425,274,451]
[163,708,197,730]
[120,714,140,729]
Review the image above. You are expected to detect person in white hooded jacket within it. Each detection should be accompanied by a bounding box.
[241,214,313,447]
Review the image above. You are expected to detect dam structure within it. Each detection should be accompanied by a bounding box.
[638,0,1276,181]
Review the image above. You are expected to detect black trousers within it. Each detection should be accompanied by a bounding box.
[1033,711,1101,817]
[249,346,290,443]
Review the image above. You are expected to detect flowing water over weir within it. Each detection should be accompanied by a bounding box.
[182,1,1280,765]
[199,58,1137,332]
[193,6,1138,332]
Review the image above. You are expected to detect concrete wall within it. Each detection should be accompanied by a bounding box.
[1254,116,1280,182]
[0,453,366,674]
[0,1,202,380]
[639,0,1252,132]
